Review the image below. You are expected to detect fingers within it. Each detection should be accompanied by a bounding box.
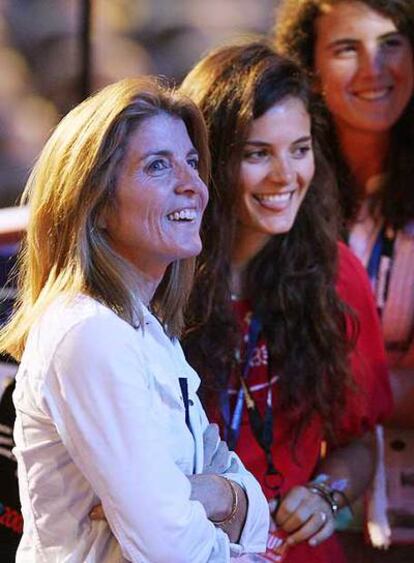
[203,423,220,468]
[275,486,308,529]
[287,509,334,547]
[186,473,229,520]
[89,504,106,521]
[275,486,335,547]
[307,512,335,547]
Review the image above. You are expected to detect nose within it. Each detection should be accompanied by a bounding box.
[358,45,384,79]
[268,156,294,186]
[175,163,199,194]
[174,163,209,202]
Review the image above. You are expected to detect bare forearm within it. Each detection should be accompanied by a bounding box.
[315,432,376,506]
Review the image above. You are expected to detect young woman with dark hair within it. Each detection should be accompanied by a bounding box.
[181,40,392,562]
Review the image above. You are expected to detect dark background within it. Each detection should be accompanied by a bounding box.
[0,0,276,209]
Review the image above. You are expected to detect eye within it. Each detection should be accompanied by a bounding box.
[333,44,357,57]
[243,148,269,161]
[381,36,404,50]
[146,158,170,175]
[187,155,200,170]
[291,143,312,159]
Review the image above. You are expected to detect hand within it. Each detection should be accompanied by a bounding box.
[188,474,247,543]
[90,474,235,524]
[188,423,238,521]
[275,486,335,547]
[189,424,247,542]
[90,423,237,524]
[188,473,234,521]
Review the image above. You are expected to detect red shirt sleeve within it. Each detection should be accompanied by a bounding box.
[335,242,393,441]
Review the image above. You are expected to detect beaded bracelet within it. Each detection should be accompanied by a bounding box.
[211,478,239,526]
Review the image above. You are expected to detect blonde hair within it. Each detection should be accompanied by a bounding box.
[0,77,210,360]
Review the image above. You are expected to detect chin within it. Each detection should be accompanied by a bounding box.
[268,217,296,236]
[344,110,401,133]
[177,242,202,260]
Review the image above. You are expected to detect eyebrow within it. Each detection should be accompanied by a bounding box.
[244,136,312,146]
[326,31,404,50]
[138,148,198,161]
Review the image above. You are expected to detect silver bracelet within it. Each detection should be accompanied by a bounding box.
[305,482,340,516]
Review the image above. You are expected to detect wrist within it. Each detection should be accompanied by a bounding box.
[210,477,239,526]
[305,482,340,516]
[306,474,352,516]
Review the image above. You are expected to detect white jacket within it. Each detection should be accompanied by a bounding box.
[13,295,268,562]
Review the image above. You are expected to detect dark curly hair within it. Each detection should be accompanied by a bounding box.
[180,40,356,440]
[275,0,414,228]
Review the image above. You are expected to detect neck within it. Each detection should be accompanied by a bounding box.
[335,122,390,193]
[231,226,271,298]
[232,225,270,270]
[134,269,162,307]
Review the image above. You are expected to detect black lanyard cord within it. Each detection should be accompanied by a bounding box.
[220,313,284,494]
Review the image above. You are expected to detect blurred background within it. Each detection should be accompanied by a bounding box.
[0,0,278,209]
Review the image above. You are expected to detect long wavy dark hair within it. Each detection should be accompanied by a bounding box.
[180,41,356,440]
[275,0,414,228]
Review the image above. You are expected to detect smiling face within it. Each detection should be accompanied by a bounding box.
[235,96,315,264]
[105,113,208,281]
[314,1,414,135]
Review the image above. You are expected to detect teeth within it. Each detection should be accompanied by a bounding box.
[256,192,292,204]
[167,208,197,221]
[356,89,390,101]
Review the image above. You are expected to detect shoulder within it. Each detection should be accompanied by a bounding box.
[47,293,130,335]
[335,245,392,432]
[57,296,142,359]
[337,241,367,280]
[335,241,384,339]
[24,295,139,370]
[336,241,373,306]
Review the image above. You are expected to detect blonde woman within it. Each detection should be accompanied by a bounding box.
[0,77,268,562]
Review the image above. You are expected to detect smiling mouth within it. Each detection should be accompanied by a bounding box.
[254,192,294,206]
[353,87,392,101]
[167,208,197,222]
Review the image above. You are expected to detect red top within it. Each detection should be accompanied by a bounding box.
[208,242,393,563]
